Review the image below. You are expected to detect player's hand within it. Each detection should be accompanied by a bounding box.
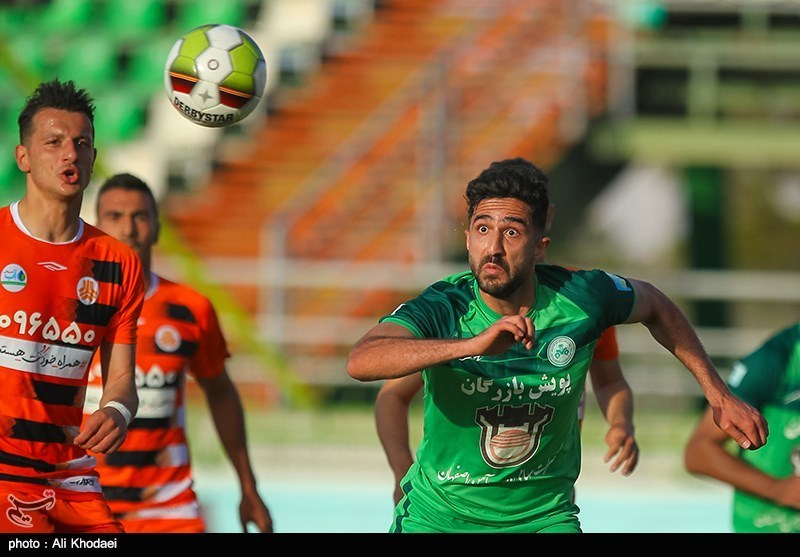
[239,493,273,533]
[73,407,128,454]
[467,315,535,355]
[603,424,638,476]
[710,393,769,450]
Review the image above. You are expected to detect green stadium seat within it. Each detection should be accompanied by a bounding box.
[92,87,149,144]
[4,33,58,77]
[0,5,35,37]
[0,157,25,206]
[173,0,248,34]
[37,0,96,32]
[52,33,120,92]
[0,83,25,144]
[101,0,168,40]
[124,35,175,97]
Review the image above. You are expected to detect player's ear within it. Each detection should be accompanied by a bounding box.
[14,144,30,172]
[545,203,555,233]
[535,235,550,263]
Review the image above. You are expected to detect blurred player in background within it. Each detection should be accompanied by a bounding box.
[83,173,273,533]
[684,321,800,533]
[0,79,143,532]
[375,202,638,505]
[348,157,767,533]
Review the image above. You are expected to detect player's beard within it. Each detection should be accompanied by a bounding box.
[469,254,524,299]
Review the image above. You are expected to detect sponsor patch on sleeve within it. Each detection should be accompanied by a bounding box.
[727,361,748,388]
[604,272,632,292]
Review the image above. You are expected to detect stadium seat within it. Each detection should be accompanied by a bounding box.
[4,32,58,77]
[172,0,248,34]
[52,33,120,92]
[36,0,96,33]
[0,78,24,143]
[0,157,24,206]
[101,0,168,40]
[0,4,36,37]
[92,87,149,144]
[124,35,176,97]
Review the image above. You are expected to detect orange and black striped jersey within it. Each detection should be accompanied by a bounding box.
[0,203,144,498]
[593,325,619,361]
[84,274,229,516]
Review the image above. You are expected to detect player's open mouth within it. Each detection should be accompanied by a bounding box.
[63,168,79,184]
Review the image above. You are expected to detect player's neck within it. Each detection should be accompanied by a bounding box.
[480,287,535,317]
[141,258,154,291]
[17,194,82,243]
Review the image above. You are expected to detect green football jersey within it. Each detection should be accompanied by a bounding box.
[381,264,635,532]
[727,322,800,533]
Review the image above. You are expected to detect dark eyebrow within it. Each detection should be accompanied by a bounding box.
[472,213,528,226]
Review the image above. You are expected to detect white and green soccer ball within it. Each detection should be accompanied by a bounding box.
[164,24,267,128]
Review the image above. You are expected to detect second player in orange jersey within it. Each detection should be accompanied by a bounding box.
[83,173,272,533]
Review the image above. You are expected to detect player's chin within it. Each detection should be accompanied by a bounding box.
[478,277,513,298]
[478,269,506,285]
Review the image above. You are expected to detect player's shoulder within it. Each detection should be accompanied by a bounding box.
[0,205,15,234]
[0,204,31,234]
[153,274,214,308]
[536,264,627,294]
[429,270,475,299]
[535,263,582,283]
[762,320,800,350]
[80,221,139,260]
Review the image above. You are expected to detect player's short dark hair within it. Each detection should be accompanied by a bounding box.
[96,173,159,219]
[464,157,550,233]
[18,79,96,144]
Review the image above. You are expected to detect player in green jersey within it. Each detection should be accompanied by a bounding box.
[346,157,768,533]
[684,321,800,533]
[374,201,638,507]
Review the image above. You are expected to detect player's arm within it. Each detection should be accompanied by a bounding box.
[195,370,273,533]
[588,356,638,476]
[684,406,800,510]
[624,278,768,450]
[375,374,423,505]
[348,317,534,382]
[74,340,138,454]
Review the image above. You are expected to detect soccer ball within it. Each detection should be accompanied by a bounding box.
[164,24,267,128]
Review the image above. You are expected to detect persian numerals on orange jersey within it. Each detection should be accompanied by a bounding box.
[0,310,97,345]
[86,361,182,419]
[0,311,96,379]
[89,360,181,389]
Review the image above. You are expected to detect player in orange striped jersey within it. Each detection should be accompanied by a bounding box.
[0,80,144,533]
[83,173,272,533]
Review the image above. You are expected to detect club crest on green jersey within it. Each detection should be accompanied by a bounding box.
[547,336,575,367]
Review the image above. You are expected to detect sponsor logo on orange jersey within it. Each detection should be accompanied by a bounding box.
[76,277,99,305]
[1,264,27,293]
